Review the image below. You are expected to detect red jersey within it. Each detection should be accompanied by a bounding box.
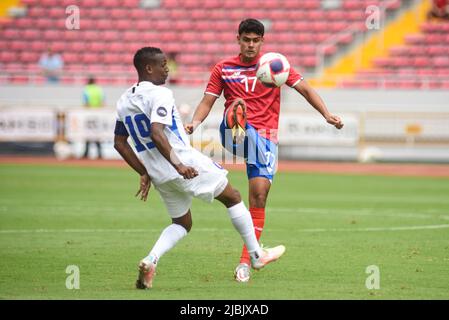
[435,0,447,9]
[205,53,303,142]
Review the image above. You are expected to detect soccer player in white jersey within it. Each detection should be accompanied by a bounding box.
[113,47,286,289]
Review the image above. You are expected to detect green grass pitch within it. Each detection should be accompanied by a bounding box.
[1,163,448,299]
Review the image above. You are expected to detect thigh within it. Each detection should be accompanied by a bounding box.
[246,126,278,182]
[155,181,192,219]
[177,157,229,203]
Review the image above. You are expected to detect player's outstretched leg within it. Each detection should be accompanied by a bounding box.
[215,183,285,280]
[136,211,192,289]
[236,177,271,282]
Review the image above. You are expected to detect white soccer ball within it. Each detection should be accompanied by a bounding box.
[256,52,290,87]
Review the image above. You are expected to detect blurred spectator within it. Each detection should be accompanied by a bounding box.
[82,77,105,159]
[140,0,160,8]
[427,0,449,20]
[321,0,341,9]
[38,48,64,83]
[166,51,179,85]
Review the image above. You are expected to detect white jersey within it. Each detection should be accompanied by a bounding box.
[116,81,220,185]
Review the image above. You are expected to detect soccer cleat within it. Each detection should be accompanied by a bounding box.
[251,245,286,270]
[224,98,247,144]
[234,263,251,283]
[135,260,156,289]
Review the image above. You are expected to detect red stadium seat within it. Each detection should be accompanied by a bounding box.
[413,57,429,68]
[63,52,80,64]
[86,8,108,18]
[19,52,39,63]
[14,18,34,29]
[40,0,59,7]
[95,19,111,30]
[2,28,20,40]
[10,40,27,51]
[123,31,140,42]
[0,0,412,85]
[122,0,137,8]
[164,0,178,9]
[434,57,449,67]
[79,0,99,7]
[79,18,95,30]
[0,52,16,63]
[87,42,106,53]
[27,6,46,18]
[102,0,121,8]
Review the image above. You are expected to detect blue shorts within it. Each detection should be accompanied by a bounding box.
[220,120,278,182]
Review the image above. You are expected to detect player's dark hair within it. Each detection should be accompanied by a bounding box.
[238,19,264,36]
[133,47,163,73]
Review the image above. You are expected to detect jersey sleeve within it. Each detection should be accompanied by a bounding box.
[114,109,128,136]
[114,120,129,136]
[150,89,174,126]
[205,63,223,97]
[286,66,304,87]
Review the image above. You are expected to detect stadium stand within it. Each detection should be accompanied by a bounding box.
[339,19,449,89]
[3,0,440,88]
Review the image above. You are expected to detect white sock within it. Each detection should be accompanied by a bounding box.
[144,223,188,264]
[227,202,262,260]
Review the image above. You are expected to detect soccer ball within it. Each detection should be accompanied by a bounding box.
[256,52,290,87]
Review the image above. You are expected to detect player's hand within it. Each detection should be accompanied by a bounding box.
[135,173,151,201]
[184,120,201,135]
[184,123,195,135]
[325,114,344,129]
[176,164,199,179]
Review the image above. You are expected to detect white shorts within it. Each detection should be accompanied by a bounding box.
[154,160,229,218]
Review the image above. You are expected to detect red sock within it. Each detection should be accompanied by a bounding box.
[240,207,265,265]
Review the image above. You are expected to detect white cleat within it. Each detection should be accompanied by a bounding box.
[251,245,286,270]
[234,263,251,283]
[135,260,156,289]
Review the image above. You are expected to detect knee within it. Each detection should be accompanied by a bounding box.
[250,192,267,208]
[230,188,242,205]
[224,188,242,208]
[173,216,192,233]
[184,220,192,233]
[178,220,192,233]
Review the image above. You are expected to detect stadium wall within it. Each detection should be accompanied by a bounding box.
[0,85,448,163]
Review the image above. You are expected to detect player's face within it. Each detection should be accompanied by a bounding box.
[237,32,264,61]
[148,53,169,85]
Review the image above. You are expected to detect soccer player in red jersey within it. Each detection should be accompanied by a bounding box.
[185,19,344,282]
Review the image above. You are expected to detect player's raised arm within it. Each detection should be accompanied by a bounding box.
[150,122,198,179]
[293,80,344,130]
[185,93,218,134]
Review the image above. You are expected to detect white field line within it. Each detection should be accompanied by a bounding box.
[1,224,449,234]
[2,207,449,234]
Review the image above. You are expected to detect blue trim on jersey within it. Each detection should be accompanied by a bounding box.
[223,65,256,70]
[167,107,185,145]
[219,120,277,181]
[223,79,243,83]
[114,120,129,137]
[146,141,156,149]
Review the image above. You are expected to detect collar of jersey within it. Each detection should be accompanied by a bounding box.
[238,53,261,66]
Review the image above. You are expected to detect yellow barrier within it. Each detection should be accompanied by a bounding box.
[0,0,20,18]
[311,0,431,88]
